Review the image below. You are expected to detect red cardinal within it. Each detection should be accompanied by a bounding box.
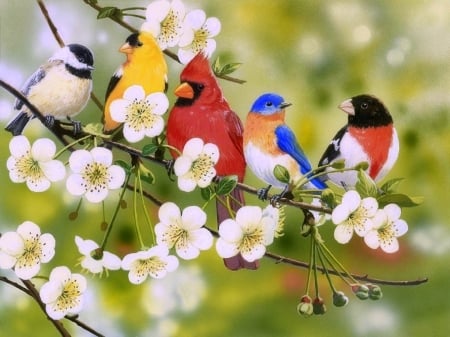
[167,53,254,270]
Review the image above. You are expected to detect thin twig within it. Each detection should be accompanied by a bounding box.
[37,0,65,47]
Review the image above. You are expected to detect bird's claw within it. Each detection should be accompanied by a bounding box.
[165,159,175,181]
[257,185,271,201]
[44,115,55,128]
[269,194,282,207]
[72,120,82,135]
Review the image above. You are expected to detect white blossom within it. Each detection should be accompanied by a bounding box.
[364,204,408,253]
[122,245,179,284]
[177,9,221,64]
[7,135,65,192]
[75,236,121,274]
[0,221,55,280]
[216,206,277,263]
[142,0,186,49]
[155,202,213,260]
[174,138,219,192]
[332,190,378,244]
[39,266,87,320]
[109,85,168,143]
[66,147,126,203]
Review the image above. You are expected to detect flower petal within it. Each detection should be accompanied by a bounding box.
[218,219,243,242]
[109,99,129,123]
[124,85,146,101]
[9,135,30,157]
[123,124,145,143]
[174,156,193,177]
[40,160,66,182]
[181,206,206,230]
[364,230,380,249]
[215,238,239,258]
[91,147,113,166]
[204,17,221,37]
[0,231,24,256]
[69,150,92,173]
[235,206,262,228]
[393,219,408,237]
[190,228,213,250]
[107,165,126,189]
[66,174,87,196]
[334,224,354,244]
[158,202,181,224]
[177,174,197,192]
[184,9,206,30]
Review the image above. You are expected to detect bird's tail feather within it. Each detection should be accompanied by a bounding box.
[5,112,31,136]
[216,187,259,270]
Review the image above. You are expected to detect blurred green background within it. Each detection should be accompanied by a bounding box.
[0,1,449,336]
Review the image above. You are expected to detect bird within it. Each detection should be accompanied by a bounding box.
[243,93,326,201]
[166,53,251,270]
[5,44,94,136]
[103,31,168,133]
[318,94,399,187]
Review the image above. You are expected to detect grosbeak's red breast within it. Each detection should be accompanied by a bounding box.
[318,94,399,187]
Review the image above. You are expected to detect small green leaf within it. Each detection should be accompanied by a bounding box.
[83,123,105,136]
[377,193,424,208]
[274,165,290,184]
[220,62,242,76]
[380,178,404,194]
[200,187,213,201]
[142,143,159,156]
[115,160,131,173]
[216,175,238,195]
[321,188,337,208]
[212,57,221,73]
[355,169,378,198]
[97,6,122,20]
[140,171,155,184]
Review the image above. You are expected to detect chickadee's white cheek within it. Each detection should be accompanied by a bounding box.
[25,65,91,119]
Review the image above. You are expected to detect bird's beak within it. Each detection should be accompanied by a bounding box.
[280,102,292,109]
[338,98,355,115]
[174,82,194,99]
[119,42,134,54]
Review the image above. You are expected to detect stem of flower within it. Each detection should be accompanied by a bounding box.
[137,169,156,245]
[122,13,146,19]
[100,172,131,251]
[133,174,145,249]
[315,244,338,293]
[54,134,93,159]
[304,231,315,295]
[317,240,358,285]
[121,7,146,11]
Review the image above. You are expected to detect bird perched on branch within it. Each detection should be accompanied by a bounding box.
[244,93,326,201]
[166,53,250,270]
[318,94,399,187]
[5,44,94,136]
[103,31,168,133]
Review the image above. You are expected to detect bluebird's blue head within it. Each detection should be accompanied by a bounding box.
[250,93,292,115]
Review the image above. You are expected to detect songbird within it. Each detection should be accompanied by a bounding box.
[318,94,399,187]
[166,53,250,270]
[5,44,94,136]
[243,93,327,199]
[103,31,168,133]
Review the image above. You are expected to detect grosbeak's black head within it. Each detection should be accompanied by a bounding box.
[341,94,393,128]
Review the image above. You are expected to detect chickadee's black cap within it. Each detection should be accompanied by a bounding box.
[68,44,94,67]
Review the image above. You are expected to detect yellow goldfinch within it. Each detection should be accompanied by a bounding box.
[5,44,94,135]
[103,31,168,133]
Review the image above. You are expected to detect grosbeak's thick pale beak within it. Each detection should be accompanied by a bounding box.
[174,82,194,99]
[338,98,355,115]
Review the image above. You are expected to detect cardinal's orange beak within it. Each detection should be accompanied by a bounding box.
[174,82,194,99]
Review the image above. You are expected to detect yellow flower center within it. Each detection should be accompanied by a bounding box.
[159,9,183,44]
[239,226,264,254]
[191,153,214,181]
[82,162,109,192]
[126,99,157,131]
[135,256,167,279]
[191,28,209,52]
[15,152,45,182]
[55,279,82,311]
[16,234,42,269]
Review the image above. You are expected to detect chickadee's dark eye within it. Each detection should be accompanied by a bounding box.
[78,57,85,63]
[265,101,273,107]
[361,102,369,109]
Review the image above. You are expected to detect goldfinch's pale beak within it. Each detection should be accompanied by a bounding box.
[174,82,194,99]
[119,42,134,54]
[338,98,355,115]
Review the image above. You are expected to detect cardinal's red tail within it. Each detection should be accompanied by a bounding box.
[216,187,259,270]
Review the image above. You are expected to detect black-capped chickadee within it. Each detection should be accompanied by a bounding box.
[5,44,94,135]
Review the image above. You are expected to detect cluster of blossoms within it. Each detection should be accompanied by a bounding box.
[142,0,221,64]
[7,136,126,203]
[332,190,408,253]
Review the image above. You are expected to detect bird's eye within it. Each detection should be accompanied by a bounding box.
[265,101,273,107]
[361,102,369,109]
[197,84,205,90]
[77,56,85,63]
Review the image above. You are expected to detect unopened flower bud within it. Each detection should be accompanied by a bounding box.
[367,284,383,300]
[312,297,327,315]
[354,161,369,171]
[333,291,349,307]
[351,284,369,300]
[321,188,336,208]
[297,295,313,317]
[331,159,346,169]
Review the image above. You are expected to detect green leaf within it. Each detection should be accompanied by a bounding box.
[220,62,242,76]
[140,171,155,184]
[321,188,337,209]
[216,175,238,195]
[377,193,424,208]
[274,165,290,184]
[212,57,221,73]
[142,143,159,156]
[380,178,404,194]
[115,160,131,174]
[200,187,213,201]
[97,6,122,20]
[355,169,378,198]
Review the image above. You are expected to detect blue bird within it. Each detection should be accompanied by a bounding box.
[243,93,326,199]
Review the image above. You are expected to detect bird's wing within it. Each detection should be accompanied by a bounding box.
[104,66,123,102]
[14,66,47,110]
[318,125,348,166]
[275,124,312,175]
[225,108,244,154]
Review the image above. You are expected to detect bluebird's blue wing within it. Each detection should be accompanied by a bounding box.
[275,125,326,189]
